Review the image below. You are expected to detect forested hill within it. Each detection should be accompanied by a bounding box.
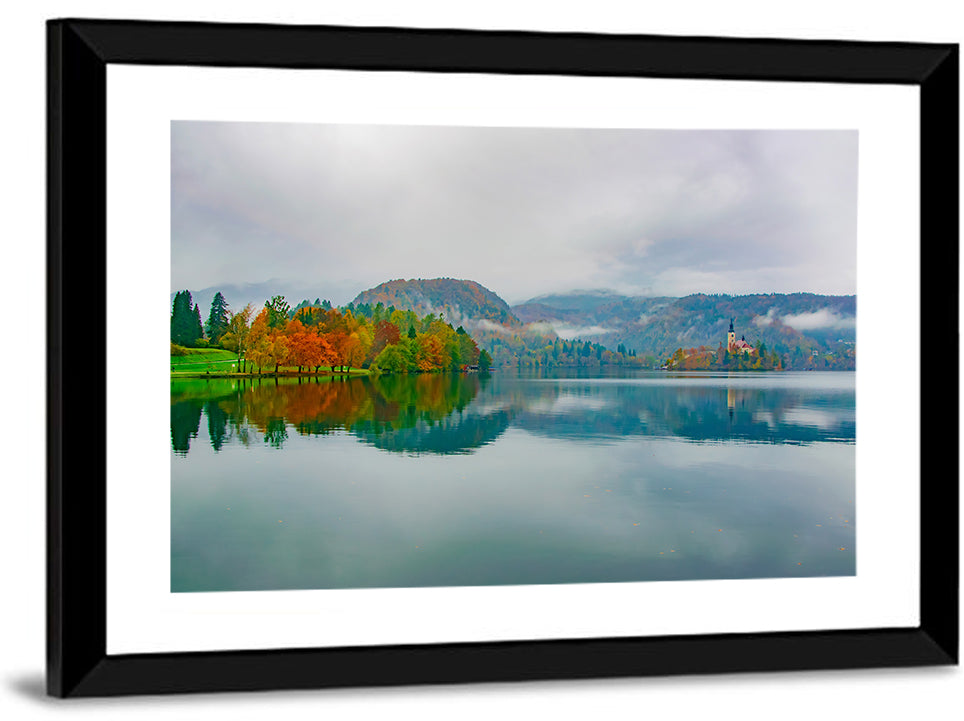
[513,291,856,361]
[345,280,855,368]
[351,278,523,328]
[178,276,855,369]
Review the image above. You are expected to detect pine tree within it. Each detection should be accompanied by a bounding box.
[265,295,291,329]
[205,292,230,344]
[192,304,205,343]
[171,290,202,346]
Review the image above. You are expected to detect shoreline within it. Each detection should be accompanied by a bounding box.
[169,369,492,380]
[170,370,369,380]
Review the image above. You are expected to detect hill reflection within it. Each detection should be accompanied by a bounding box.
[171,371,854,455]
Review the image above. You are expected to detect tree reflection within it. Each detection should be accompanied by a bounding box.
[171,373,854,456]
[205,400,229,452]
[514,380,855,445]
[170,400,202,455]
[171,374,502,455]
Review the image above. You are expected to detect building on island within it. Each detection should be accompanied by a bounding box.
[727,318,754,354]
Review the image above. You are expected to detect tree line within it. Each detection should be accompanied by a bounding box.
[476,332,653,369]
[663,340,855,371]
[171,291,492,375]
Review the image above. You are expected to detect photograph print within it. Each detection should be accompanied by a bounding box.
[170,121,857,594]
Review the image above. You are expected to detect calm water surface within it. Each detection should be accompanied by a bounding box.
[171,370,855,592]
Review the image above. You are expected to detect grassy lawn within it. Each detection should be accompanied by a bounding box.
[171,347,240,374]
[171,346,369,376]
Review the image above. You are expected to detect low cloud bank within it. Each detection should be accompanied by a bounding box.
[550,324,615,340]
[781,309,856,331]
[753,306,855,331]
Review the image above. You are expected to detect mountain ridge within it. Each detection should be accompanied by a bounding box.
[512,290,855,359]
[349,278,855,362]
[178,277,856,365]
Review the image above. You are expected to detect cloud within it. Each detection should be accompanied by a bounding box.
[753,308,779,327]
[781,407,843,430]
[550,324,616,340]
[522,321,558,335]
[474,319,515,335]
[172,123,858,301]
[781,309,856,331]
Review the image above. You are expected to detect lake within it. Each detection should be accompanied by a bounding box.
[171,370,855,592]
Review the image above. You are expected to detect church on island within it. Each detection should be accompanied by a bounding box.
[727,318,755,355]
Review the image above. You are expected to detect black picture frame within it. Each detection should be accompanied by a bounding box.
[47,18,958,698]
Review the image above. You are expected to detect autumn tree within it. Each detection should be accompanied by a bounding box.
[415,334,446,371]
[366,320,402,366]
[284,319,318,372]
[184,298,489,377]
[288,321,337,373]
[456,325,480,368]
[344,328,373,373]
[222,313,246,368]
[337,311,373,373]
[428,319,460,371]
[285,314,338,372]
[247,309,290,373]
[220,303,254,372]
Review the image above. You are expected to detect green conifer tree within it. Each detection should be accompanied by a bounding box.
[171,290,203,346]
[205,292,231,344]
[192,304,205,344]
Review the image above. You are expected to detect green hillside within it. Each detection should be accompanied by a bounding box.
[514,292,855,362]
[333,278,855,370]
[351,278,522,328]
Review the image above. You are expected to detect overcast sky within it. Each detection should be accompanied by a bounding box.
[172,121,857,307]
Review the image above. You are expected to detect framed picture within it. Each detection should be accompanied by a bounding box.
[48,18,957,697]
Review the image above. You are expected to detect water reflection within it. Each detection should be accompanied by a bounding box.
[171,370,856,591]
[171,371,855,455]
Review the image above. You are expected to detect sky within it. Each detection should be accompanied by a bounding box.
[171,121,857,308]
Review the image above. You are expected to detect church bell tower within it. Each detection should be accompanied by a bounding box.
[727,318,735,352]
